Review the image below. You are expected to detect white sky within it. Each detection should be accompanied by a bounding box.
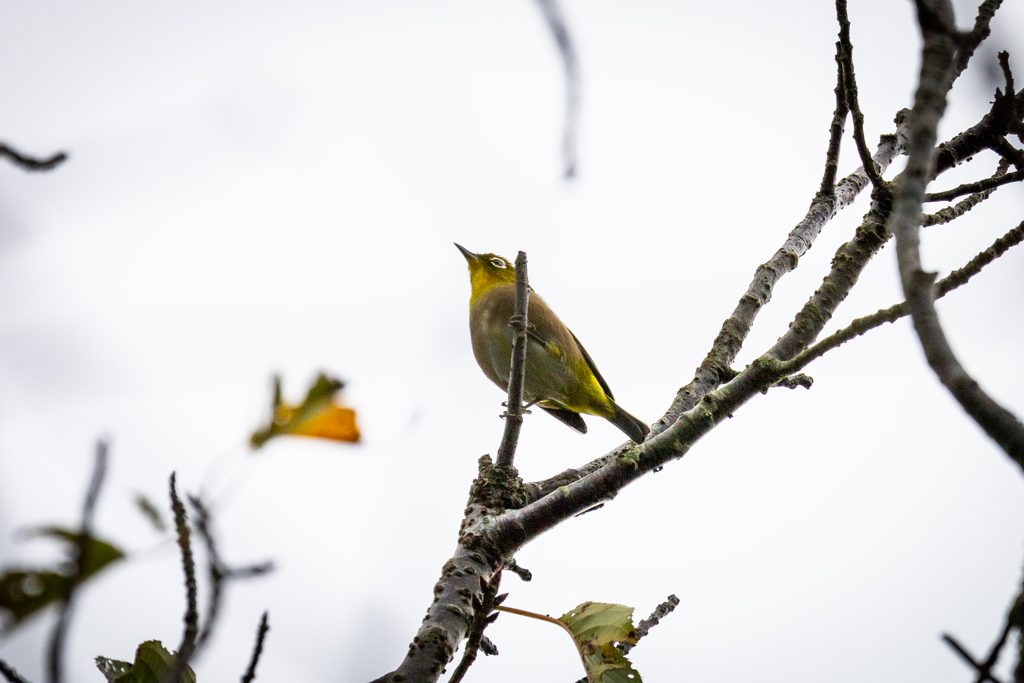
[0,1,1023,682]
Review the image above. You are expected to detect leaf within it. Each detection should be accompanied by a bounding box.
[133,493,167,532]
[0,528,125,630]
[558,602,642,683]
[250,372,361,448]
[95,640,196,683]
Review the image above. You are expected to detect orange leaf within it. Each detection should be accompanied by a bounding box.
[250,373,361,448]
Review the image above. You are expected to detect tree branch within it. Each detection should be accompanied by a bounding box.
[894,0,1024,467]
[0,143,67,172]
[46,440,108,683]
[239,612,269,683]
[168,474,199,683]
[923,167,1024,202]
[658,109,910,433]
[619,594,680,656]
[780,220,1024,372]
[836,0,886,189]
[534,0,580,179]
[496,251,530,469]
[0,658,30,683]
[922,158,1009,226]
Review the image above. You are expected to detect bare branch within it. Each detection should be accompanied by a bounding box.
[46,440,108,683]
[188,495,224,658]
[619,595,680,656]
[942,634,1005,683]
[659,110,909,433]
[819,42,850,197]
[168,473,199,683]
[534,0,580,179]
[240,612,269,683]
[951,0,1004,83]
[496,251,529,468]
[836,0,886,188]
[922,158,1009,226]
[923,167,1024,202]
[781,220,1024,372]
[0,143,67,172]
[895,0,1024,467]
[0,658,30,683]
[447,572,504,683]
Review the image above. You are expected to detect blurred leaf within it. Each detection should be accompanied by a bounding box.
[96,640,195,683]
[133,493,167,532]
[250,372,360,448]
[0,527,125,630]
[22,527,125,576]
[558,602,641,683]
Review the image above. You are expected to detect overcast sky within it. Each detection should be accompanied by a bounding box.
[1,1,1023,682]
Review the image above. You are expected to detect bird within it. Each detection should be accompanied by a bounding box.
[456,243,650,444]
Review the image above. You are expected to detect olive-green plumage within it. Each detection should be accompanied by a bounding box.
[456,243,650,444]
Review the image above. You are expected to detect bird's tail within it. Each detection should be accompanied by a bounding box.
[608,401,650,444]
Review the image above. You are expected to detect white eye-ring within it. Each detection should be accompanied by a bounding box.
[490,258,506,268]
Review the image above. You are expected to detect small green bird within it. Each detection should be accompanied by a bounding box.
[456,244,650,444]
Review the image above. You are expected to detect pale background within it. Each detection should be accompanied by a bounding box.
[1,1,1023,681]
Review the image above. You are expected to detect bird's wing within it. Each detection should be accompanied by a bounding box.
[539,406,588,433]
[569,330,614,400]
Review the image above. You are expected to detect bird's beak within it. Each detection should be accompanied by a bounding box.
[454,243,479,262]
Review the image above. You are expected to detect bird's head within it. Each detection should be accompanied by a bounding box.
[455,243,516,301]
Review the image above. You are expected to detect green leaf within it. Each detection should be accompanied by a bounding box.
[133,493,167,532]
[0,571,68,626]
[558,602,642,683]
[95,641,196,683]
[0,527,125,630]
[22,527,125,576]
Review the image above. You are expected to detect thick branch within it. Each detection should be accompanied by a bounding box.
[895,0,1024,466]
[659,111,909,432]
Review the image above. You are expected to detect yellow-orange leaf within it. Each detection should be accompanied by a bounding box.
[250,373,361,448]
[274,402,360,443]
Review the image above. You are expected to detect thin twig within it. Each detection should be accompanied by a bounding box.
[781,221,1024,372]
[0,658,30,683]
[240,612,270,683]
[0,143,67,172]
[534,0,580,179]
[505,558,532,582]
[836,0,887,188]
[620,595,680,655]
[495,252,529,469]
[447,573,504,683]
[188,495,224,657]
[819,42,850,197]
[46,440,108,683]
[923,158,1009,226]
[942,634,1005,683]
[951,0,1004,83]
[976,620,1014,683]
[167,474,199,683]
[895,0,1024,467]
[923,168,1024,201]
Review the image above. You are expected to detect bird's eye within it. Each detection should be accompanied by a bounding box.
[490,258,506,268]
